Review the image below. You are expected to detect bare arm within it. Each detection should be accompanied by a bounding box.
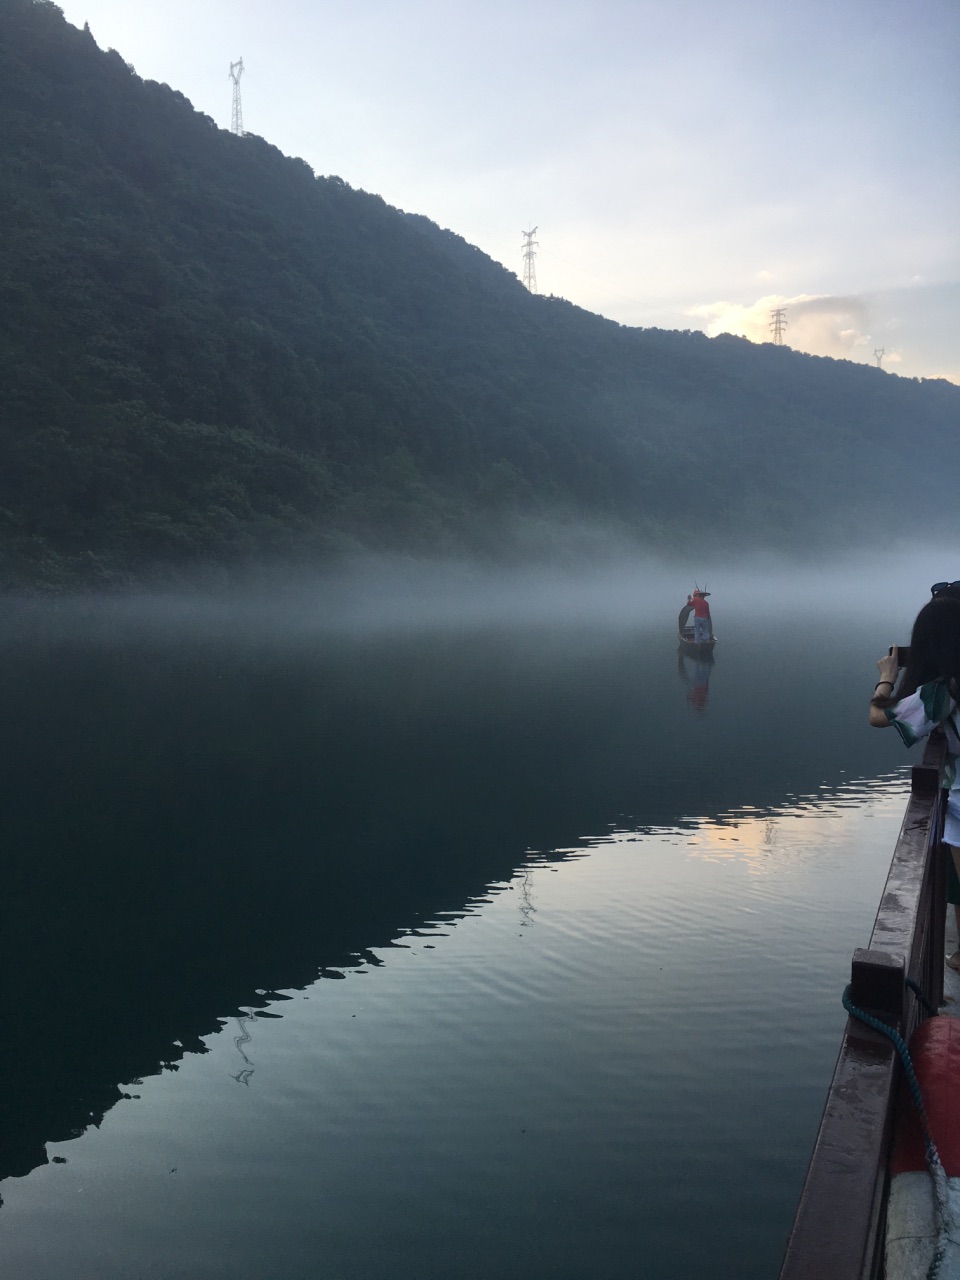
[869,648,900,727]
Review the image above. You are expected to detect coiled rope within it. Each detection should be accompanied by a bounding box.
[842,985,950,1280]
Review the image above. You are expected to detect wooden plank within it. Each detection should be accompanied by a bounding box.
[779,733,948,1280]
[869,794,936,958]
[779,1024,896,1280]
[851,948,904,1022]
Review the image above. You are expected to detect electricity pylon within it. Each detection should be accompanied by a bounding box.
[874,348,885,369]
[770,307,787,345]
[229,58,244,135]
[521,227,539,293]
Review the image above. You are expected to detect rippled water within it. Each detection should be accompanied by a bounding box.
[0,595,919,1278]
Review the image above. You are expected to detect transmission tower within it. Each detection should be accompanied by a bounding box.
[770,307,787,345]
[521,227,539,293]
[874,347,885,369]
[229,58,244,135]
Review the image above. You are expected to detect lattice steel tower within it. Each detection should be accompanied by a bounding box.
[229,58,244,135]
[521,227,539,293]
[874,347,885,369]
[770,307,787,345]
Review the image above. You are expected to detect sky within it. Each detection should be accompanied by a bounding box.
[54,0,960,384]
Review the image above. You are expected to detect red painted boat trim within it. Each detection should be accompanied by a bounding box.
[890,1016,960,1177]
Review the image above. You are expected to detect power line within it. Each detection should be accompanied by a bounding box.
[521,227,539,293]
[229,58,244,135]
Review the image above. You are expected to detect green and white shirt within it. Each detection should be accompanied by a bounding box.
[885,679,960,844]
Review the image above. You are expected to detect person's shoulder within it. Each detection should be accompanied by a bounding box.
[918,679,954,724]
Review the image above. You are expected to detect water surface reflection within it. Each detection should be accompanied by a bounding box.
[0,608,906,1278]
[3,782,908,1280]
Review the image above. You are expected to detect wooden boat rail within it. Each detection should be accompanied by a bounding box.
[778,732,948,1280]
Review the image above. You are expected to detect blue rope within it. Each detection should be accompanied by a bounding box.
[907,975,939,1018]
[842,986,949,1280]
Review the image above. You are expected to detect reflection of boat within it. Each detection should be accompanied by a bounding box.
[677,645,714,714]
[678,626,717,655]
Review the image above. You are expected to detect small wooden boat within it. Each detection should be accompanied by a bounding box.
[677,595,716,656]
[678,625,716,655]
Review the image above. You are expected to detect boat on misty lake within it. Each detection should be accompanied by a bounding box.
[677,625,717,656]
[678,589,716,655]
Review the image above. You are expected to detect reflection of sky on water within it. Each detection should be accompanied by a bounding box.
[0,581,934,1279]
[674,774,910,873]
[538,773,911,891]
[1,775,910,1280]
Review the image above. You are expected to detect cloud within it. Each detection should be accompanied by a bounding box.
[688,292,891,363]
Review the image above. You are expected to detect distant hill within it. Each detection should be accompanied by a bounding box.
[2,0,958,588]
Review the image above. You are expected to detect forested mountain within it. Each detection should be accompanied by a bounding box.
[2,0,958,588]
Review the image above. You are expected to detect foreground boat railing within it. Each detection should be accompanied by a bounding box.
[778,732,948,1280]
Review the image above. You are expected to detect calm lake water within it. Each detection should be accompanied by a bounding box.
[0,581,923,1279]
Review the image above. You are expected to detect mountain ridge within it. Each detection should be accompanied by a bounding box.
[1,0,957,588]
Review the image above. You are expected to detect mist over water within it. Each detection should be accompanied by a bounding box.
[0,542,943,640]
[0,544,943,1279]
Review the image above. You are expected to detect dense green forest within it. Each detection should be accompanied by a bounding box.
[1,0,958,588]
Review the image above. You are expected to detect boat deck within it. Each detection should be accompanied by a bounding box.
[944,913,960,1014]
[779,732,951,1278]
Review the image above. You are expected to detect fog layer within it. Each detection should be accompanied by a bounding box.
[0,544,946,644]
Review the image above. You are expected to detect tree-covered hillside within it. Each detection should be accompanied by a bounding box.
[2,0,958,588]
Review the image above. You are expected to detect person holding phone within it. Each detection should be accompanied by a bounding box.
[870,586,960,967]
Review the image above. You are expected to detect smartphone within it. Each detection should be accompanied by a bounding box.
[889,645,911,666]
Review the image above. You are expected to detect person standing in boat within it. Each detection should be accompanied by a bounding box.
[870,587,960,968]
[690,590,713,643]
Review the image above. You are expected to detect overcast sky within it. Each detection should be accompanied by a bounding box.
[55,0,959,383]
